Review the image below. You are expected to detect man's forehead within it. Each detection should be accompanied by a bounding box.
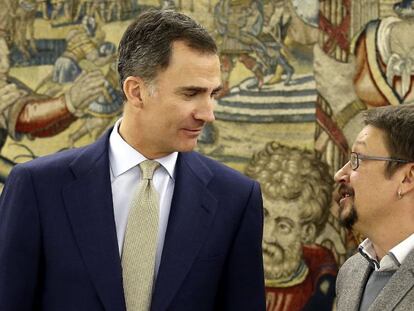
[352,125,387,152]
[264,197,300,214]
[352,140,367,151]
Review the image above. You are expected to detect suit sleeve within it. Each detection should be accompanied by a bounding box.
[0,165,41,310]
[216,181,266,310]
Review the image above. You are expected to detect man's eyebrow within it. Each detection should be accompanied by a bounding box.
[212,85,223,93]
[178,86,204,91]
[176,85,223,93]
[351,140,367,152]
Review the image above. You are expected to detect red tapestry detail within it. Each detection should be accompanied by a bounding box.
[319,0,351,54]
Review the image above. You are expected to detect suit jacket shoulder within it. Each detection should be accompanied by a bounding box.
[15,130,107,179]
[336,248,414,311]
[182,151,258,193]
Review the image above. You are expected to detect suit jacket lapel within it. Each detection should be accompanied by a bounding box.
[151,152,218,311]
[369,250,414,310]
[62,131,126,311]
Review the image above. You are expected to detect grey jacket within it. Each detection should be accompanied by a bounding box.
[336,249,414,311]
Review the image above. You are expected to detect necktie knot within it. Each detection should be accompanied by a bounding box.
[139,160,160,180]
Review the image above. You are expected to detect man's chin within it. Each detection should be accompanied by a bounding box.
[264,262,302,281]
[176,133,201,149]
[338,205,358,230]
[180,142,198,153]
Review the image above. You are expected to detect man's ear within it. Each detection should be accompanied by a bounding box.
[301,223,316,244]
[400,164,414,196]
[123,76,145,108]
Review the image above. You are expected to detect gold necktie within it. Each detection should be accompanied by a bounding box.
[122,160,160,311]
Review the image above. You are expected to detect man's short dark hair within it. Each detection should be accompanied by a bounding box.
[117,9,217,98]
[364,104,414,177]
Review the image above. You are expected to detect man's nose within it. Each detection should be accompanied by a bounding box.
[334,161,351,183]
[263,220,277,242]
[194,97,215,123]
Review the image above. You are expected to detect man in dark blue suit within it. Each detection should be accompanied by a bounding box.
[0,9,265,311]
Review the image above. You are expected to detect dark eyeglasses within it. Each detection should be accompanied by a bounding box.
[349,152,411,170]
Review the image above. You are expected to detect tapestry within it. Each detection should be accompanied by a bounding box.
[1,0,413,310]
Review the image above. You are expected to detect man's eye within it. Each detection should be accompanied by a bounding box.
[183,91,197,97]
[211,91,220,99]
[277,222,292,234]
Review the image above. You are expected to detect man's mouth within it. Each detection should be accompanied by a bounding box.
[184,128,202,132]
[182,127,203,137]
[262,242,283,257]
[262,246,273,257]
[338,184,355,204]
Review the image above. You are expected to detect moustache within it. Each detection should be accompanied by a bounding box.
[262,241,283,257]
[337,183,355,204]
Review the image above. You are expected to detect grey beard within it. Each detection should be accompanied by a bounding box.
[262,240,303,280]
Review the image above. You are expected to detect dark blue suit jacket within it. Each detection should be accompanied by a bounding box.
[0,130,265,310]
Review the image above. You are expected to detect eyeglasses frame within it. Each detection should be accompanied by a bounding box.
[349,152,411,170]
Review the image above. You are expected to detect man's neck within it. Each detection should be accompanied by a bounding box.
[118,117,172,160]
[369,231,414,260]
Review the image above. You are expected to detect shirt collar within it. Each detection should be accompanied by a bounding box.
[109,118,178,179]
[358,233,414,271]
[389,233,414,266]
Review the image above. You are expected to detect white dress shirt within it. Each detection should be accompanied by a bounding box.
[108,119,177,277]
[359,233,414,271]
